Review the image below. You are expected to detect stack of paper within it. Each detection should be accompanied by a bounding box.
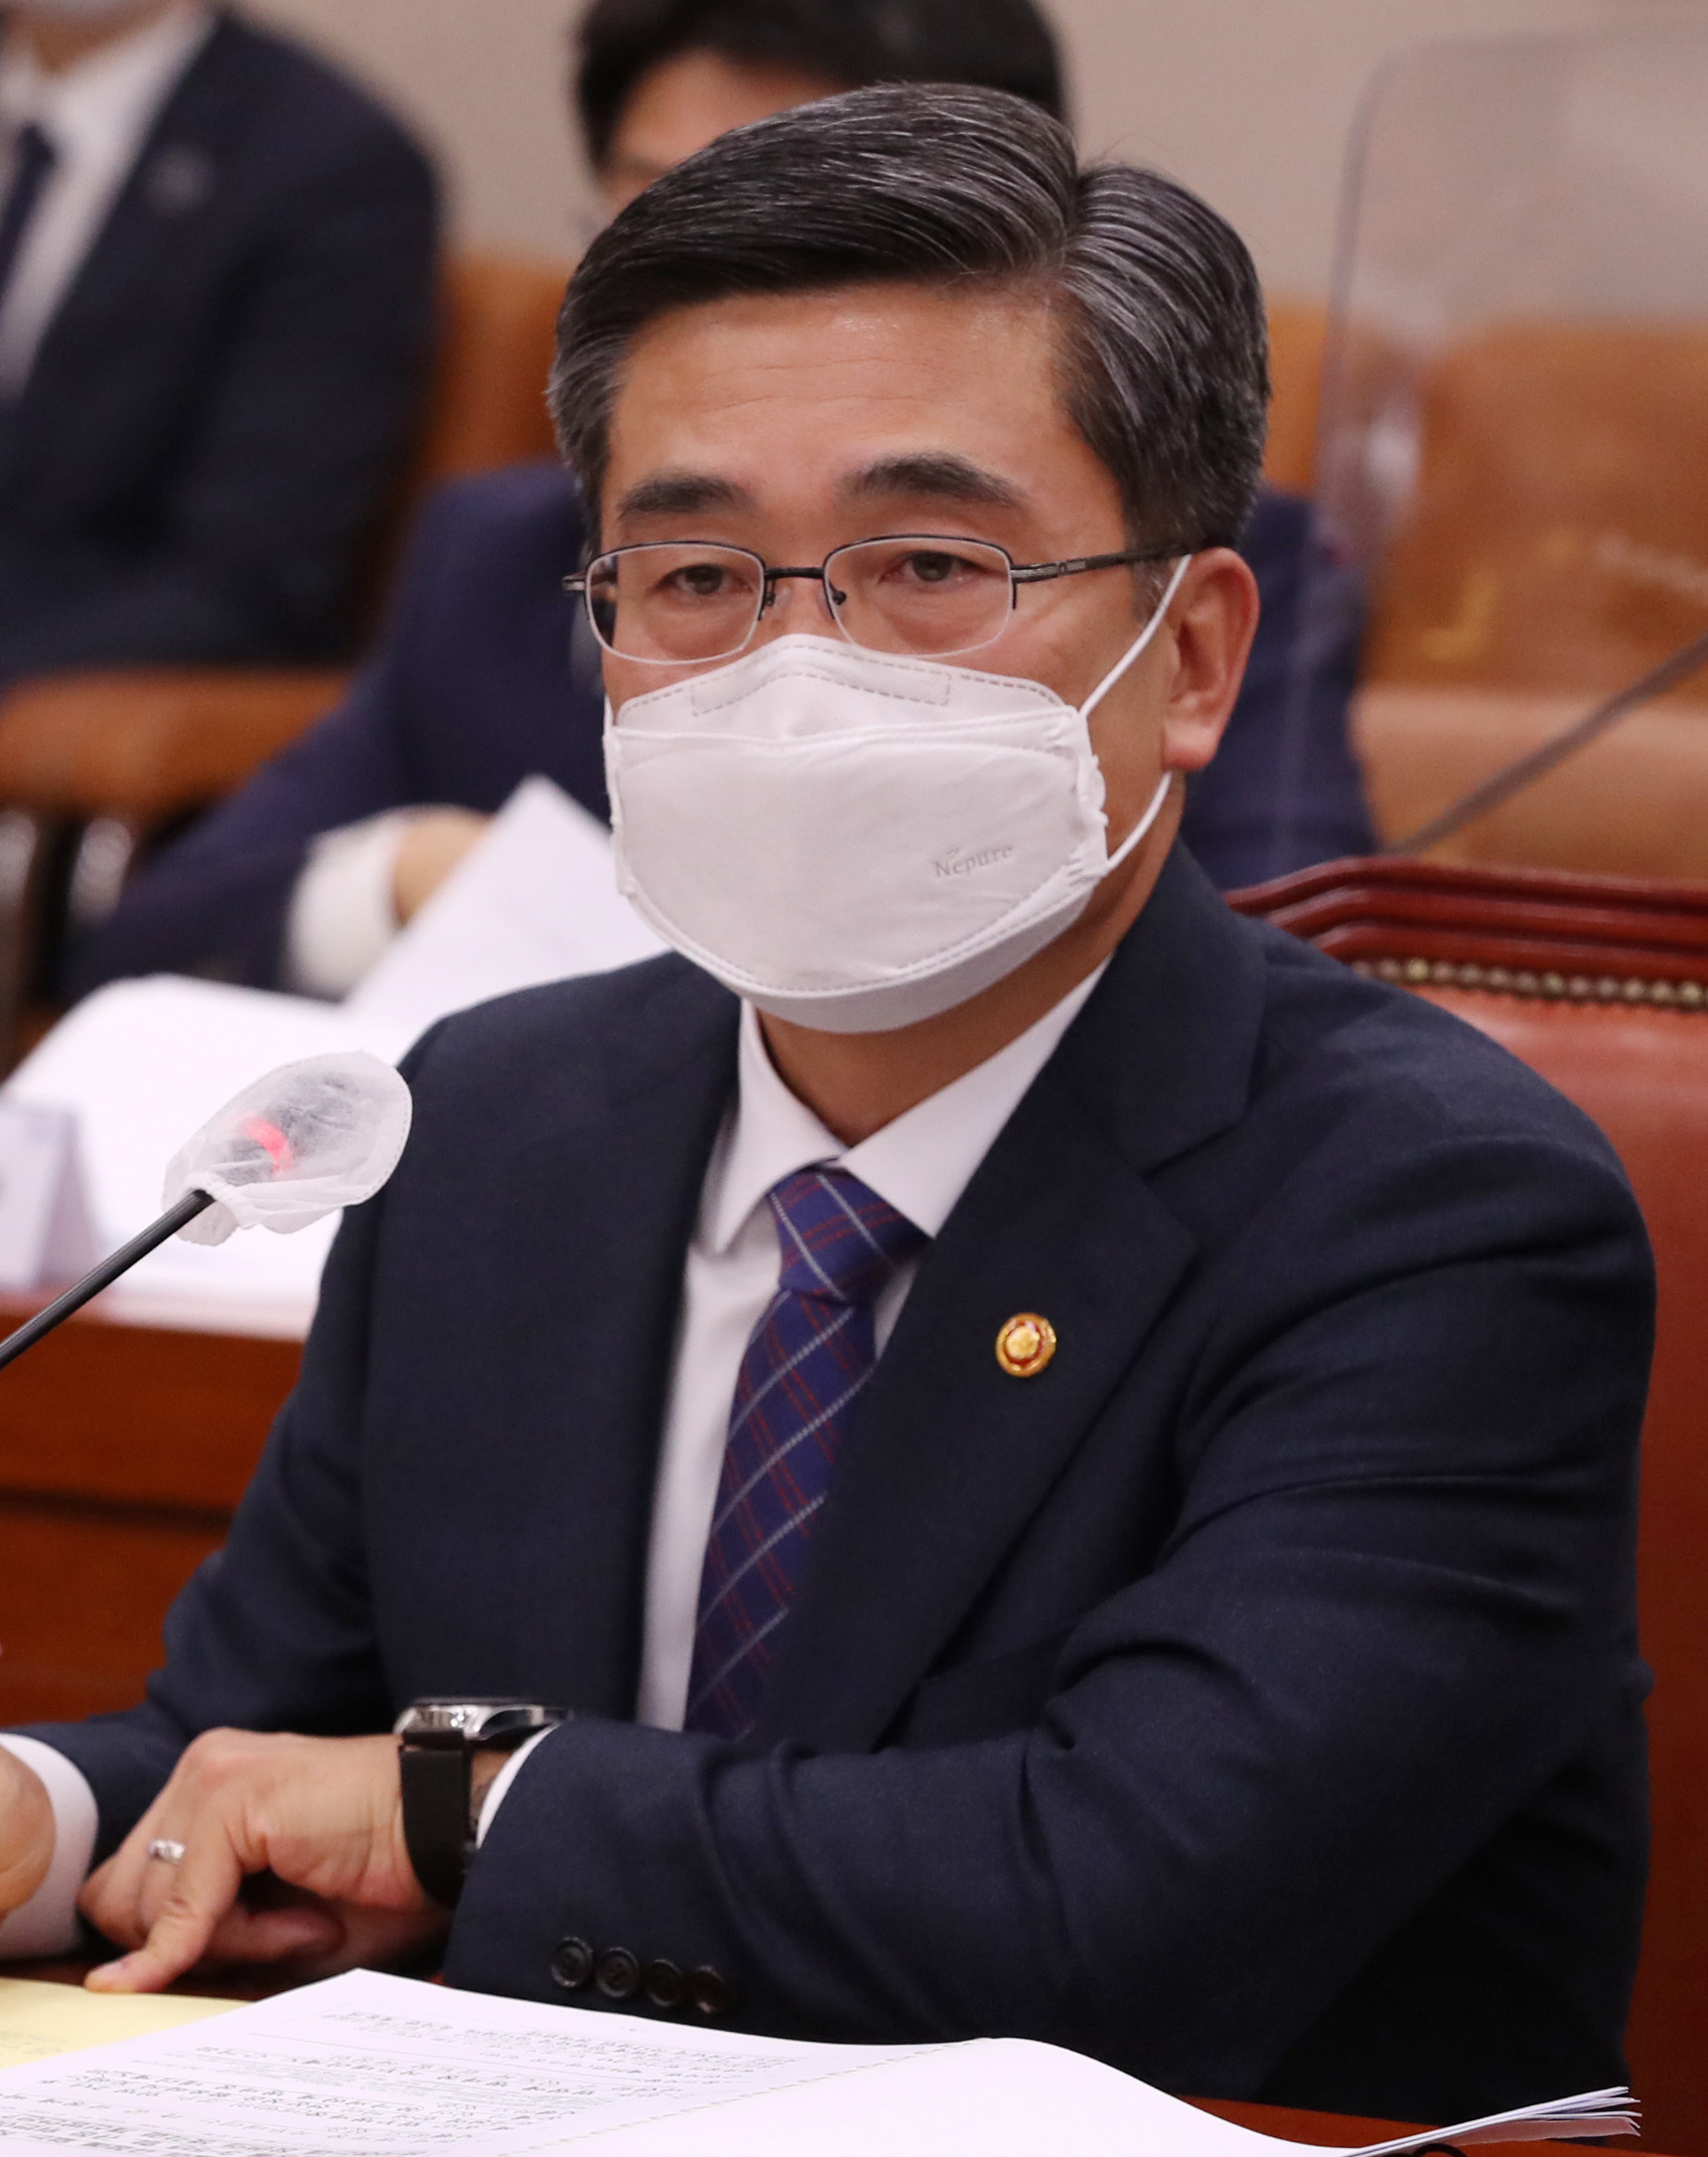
[1,782,663,1338]
[346,777,663,1038]
[0,1968,1639,2157]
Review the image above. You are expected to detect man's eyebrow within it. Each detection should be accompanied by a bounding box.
[838,454,1029,510]
[614,471,755,521]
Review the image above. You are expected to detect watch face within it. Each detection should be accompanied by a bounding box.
[393,1700,565,1744]
[400,1703,488,1736]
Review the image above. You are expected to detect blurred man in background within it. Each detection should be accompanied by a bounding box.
[68,0,1371,1002]
[0,0,439,692]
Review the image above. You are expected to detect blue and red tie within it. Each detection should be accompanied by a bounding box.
[684,1167,925,1739]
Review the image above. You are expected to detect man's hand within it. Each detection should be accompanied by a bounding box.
[79,1731,448,1993]
[0,1747,55,1918]
[392,809,491,925]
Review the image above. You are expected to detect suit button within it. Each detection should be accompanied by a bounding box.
[642,1957,686,2010]
[550,1937,594,1991]
[689,1964,732,2017]
[596,1946,641,1999]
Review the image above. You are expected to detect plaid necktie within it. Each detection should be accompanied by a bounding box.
[685,1167,925,1739]
[0,125,56,314]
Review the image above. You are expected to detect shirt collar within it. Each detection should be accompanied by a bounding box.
[0,6,214,151]
[707,962,1109,1254]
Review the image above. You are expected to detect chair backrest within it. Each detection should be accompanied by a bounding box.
[1262,300,1326,498]
[1359,322,1708,701]
[350,251,569,632]
[1228,854,1708,2157]
[1346,322,1708,881]
[410,252,569,489]
[1353,683,1708,880]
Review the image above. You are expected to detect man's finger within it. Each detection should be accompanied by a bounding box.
[85,1839,243,1993]
[80,1818,192,1951]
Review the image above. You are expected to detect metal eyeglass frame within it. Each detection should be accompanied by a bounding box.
[562,534,1185,662]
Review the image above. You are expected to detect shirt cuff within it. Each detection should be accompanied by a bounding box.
[474,1726,556,1849]
[282,810,424,1001]
[0,1735,99,1957]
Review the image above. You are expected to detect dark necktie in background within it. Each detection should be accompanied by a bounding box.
[685,1166,925,1739]
[0,121,58,325]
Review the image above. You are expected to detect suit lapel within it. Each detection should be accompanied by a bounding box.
[753,849,1269,1749]
[450,966,739,1719]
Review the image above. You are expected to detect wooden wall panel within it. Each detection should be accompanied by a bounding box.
[0,1498,225,1723]
[0,1303,300,1723]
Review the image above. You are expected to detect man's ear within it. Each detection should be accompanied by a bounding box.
[1158,547,1261,774]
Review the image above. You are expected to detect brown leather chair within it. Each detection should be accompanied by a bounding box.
[1230,853,1708,2157]
[1349,322,1708,874]
[1261,299,1326,498]
[1354,684,1708,880]
[0,252,568,1063]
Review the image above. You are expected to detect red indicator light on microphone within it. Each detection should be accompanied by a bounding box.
[239,1114,295,1174]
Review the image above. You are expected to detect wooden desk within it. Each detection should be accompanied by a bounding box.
[0,1299,299,1722]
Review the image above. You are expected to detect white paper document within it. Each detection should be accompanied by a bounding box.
[0,1970,926,2155]
[0,1968,1638,2157]
[348,777,664,1040]
[0,1102,96,1294]
[0,782,661,1336]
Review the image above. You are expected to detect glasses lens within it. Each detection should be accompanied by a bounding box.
[826,538,1014,656]
[587,544,765,662]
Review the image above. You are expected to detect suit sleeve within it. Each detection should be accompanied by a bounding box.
[1182,487,1375,889]
[0,118,438,679]
[447,1108,1649,2098]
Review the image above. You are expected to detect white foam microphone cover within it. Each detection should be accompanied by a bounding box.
[161,1051,413,1246]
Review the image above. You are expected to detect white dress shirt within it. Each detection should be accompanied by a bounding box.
[632,973,1104,1733]
[282,809,432,1000]
[0,5,214,396]
[1,965,1105,1942]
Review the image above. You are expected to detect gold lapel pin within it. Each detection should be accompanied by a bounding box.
[996,1312,1057,1378]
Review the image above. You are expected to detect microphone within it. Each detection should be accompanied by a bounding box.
[0,1052,411,1373]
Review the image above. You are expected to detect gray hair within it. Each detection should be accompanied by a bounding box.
[551,84,1269,550]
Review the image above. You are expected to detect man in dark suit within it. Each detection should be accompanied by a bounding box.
[0,1,438,692]
[66,0,1370,1003]
[0,89,1648,2123]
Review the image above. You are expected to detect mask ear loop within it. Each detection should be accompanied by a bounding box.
[1074,553,1194,874]
[1079,552,1194,722]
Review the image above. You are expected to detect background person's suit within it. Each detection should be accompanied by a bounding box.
[26,850,1649,2123]
[0,10,439,692]
[66,466,1374,997]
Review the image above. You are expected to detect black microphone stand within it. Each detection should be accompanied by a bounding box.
[0,1189,214,1373]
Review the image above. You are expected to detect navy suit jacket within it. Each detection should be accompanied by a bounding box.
[68,464,1374,998]
[0,9,438,689]
[30,851,1650,2122]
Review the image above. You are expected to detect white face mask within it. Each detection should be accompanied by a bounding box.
[604,554,1192,1034]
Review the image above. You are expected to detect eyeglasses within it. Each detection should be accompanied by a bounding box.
[563,535,1181,665]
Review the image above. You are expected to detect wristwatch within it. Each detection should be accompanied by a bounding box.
[394,1698,566,1907]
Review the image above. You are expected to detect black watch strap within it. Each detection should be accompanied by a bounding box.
[398,1738,471,1908]
[395,1700,566,1908]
